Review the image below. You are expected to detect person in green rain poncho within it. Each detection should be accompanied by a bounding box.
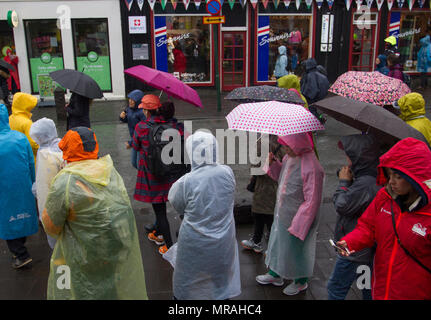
[42,127,147,300]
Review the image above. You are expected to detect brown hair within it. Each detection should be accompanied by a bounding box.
[387,54,400,66]
[159,101,175,120]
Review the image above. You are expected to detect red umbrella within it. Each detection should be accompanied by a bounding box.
[124,65,203,108]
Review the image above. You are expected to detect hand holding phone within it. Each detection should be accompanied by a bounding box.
[329,239,352,256]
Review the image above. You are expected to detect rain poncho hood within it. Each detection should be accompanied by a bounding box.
[30,117,61,150]
[59,127,99,162]
[417,36,431,73]
[264,132,324,279]
[0,104,38,240]
[397,93,431,145]
[42,154,147,300]
[168,131,241,300]
[278,45,287,55]
[300,58,330,104]
[127,89,145,105]
[376,54,389,75]
[277,74,308,108]
[274,46,288,78]
[9,92,39,160]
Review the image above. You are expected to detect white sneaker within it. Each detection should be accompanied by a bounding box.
[256,273,284,286]
[241,239,264,253]
[282,281,308,295]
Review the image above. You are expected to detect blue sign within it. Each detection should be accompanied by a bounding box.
[257,16,269,82]
[206,0,221,15]
[155,16,168,72]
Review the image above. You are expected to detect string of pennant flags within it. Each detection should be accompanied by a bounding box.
[124,0,430,11]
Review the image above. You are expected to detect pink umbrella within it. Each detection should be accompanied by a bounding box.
[124,65,203,108]
[226,101,325,136]
[329,71,411,106]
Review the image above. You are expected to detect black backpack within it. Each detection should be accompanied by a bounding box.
[146,122,190,180]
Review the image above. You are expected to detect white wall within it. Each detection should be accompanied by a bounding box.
[0,0,125,99]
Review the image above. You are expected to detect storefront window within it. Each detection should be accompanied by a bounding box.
[154,15,211,83]
[72,19,112,91]
[389,11,431,72]
[0,21,15,61]
[24,20,64,94]
[257,15,312,82]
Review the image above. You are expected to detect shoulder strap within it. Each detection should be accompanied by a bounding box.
[390,201,431,275]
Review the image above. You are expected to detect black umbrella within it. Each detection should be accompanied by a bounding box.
[0,59,15,72]
[312,95,428,145]
[49,69,103,99]
[225,85,305,105]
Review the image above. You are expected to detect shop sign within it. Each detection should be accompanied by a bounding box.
[129,16,146,34]
[258,31,302,46]
[132,43,149,60]
[321,14,334,52]
[76,52,112,91]
[157,33,191,47]
[7,10,18,28]
[396,28,421,39]
[29,56,64,93]
[257,16,269,82]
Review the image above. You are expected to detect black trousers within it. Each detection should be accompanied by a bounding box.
[152,203,173,248]
[252,212,274,244]
[6,237,29,260]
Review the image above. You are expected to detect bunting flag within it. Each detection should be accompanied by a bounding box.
[408,0,415,9]
[355,0,363,7]
[137,0,144,10]
[171,0,178,9]
[274,0,280,8]
[387,0,394,8]
[228,0,235,8]
[376,0,384,9]
[219,0,224,5]
[263,0,269,7]
[418,0,425,6]
[194,0,201,8]
[316,0,324,8]
[183,0,191,9]
[148,0,156,10]
[283,0,291,7]
[250,0,258,8]
[239,0,247,8]
[161,0,168,9]
[366,0,373,7]
[345,0,353,9]
[397,0,404,6]
[305,0,313,8]
[124,0,134,10]
[295,0,301,9]
[327,0,334,8]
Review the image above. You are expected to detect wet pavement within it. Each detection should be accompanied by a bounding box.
[1,87,430,300]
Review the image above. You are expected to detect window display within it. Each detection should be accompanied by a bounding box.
[72,19,112,91]
[155,15,211,83]
[257,15,311,82]
[25,20,64,93]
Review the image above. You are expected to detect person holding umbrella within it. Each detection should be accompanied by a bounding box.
[65,92,92,130]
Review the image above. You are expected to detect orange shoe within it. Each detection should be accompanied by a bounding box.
[148,231,164,245]
[159,245,168,255]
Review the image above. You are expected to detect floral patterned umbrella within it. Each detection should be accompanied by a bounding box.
[329,71,411,106]
[226,101,325,136]
[225,85,305,105]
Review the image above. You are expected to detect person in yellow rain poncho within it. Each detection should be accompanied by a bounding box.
[42,127,147,300]
[9,92,39,161]
[395,92,431,146]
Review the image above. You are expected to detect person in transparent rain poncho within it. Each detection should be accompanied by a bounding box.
[256,132,324,296]
[167,130,241,300]
[29,118,64,250]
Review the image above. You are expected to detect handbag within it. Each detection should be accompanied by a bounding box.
[246,175,257,193]
[390,201,431,275]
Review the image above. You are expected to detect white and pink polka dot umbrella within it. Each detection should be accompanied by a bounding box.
[226,101,325,136]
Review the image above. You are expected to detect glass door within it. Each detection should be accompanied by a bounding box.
[222,31,246,91]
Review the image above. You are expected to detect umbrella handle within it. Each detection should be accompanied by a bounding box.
[159,90,163,98]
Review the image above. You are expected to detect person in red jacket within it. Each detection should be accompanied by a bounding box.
[337,137,431,300]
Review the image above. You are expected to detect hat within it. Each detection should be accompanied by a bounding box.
[59,127,99,162]
[127,89,145,104]
[385,36,397,46]
[138,94,162,110]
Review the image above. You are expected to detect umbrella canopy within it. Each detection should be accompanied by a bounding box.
[226,100,325,136]
[49,69,103,99]
[0,59,15,72]
[124,65,203,108]
[329,71,411,106]
[312,95,428,145]
[225,85,305,105]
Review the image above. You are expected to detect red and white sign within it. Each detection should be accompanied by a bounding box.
[129,16,146,34]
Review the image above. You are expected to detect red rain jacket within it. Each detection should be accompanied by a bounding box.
[342,138,431,300]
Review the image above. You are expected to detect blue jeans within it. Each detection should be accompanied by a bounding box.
[327,255,372,300]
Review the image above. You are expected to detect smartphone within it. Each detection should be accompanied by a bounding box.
[329,239,351,255]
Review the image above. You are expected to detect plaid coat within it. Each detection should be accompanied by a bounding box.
[132,115,184,203]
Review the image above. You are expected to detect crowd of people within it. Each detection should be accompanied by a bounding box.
[0,54,431,300]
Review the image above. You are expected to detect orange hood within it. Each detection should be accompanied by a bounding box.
[59,127,99,162]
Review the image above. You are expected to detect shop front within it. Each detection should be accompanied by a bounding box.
[0,0,124,99]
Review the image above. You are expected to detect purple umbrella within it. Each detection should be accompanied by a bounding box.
[124,65,203,108]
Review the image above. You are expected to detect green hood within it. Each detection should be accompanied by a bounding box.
[277,74,301,92]
[61,155,113,186]
[398,93,426,121]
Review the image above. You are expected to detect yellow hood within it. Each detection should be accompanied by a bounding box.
[11,92,38,117]
[61,155,113,186]
[398,93,426,122]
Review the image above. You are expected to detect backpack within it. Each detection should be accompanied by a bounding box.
[146,122,190,180]
[402,72,411,88]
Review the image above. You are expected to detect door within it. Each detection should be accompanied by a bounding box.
[349,10,379,72]
[222,31,246,91]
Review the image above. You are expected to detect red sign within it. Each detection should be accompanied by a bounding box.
[206,0,221,16]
